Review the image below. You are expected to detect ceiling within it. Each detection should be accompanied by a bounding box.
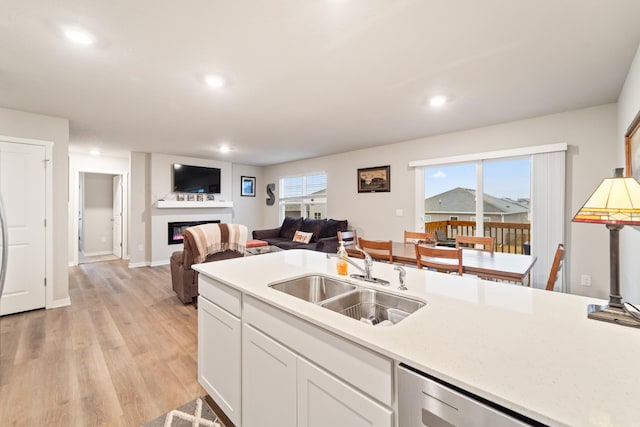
[1,1,640,166]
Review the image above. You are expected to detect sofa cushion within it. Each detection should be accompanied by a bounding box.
[279,216,303,240]
[323,219,348,238]
[300,218,327,242]
[293,230,313,244]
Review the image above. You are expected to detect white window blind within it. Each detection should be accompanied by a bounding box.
[281,173,326,199]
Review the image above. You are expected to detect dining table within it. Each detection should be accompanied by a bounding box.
[391,241,537,285]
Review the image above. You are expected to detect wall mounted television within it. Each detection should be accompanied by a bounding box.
[173,164,221,193]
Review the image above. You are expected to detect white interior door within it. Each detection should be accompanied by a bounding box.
[112,175,122,258]
[0,141,46,316]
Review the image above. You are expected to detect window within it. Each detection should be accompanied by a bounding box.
[411,143,567,290]
[279,172,327,221]
[424,157,531,252]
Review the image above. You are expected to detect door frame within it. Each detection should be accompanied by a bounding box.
[0,135,54,309]
[71,169,128,266]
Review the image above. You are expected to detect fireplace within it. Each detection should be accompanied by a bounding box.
[168,220,221,245]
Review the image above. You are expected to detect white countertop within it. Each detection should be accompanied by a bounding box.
[193,250,640,427]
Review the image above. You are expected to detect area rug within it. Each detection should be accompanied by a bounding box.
[142,397,222,427]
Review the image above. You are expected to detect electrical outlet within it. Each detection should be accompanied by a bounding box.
[580,274,592,286]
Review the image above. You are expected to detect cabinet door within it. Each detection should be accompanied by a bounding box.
[198,296,241,426]
[297,358,392,427]
[242,324,296,427]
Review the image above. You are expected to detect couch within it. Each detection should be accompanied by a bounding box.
[170,223,247,304]
[252,217,348,253]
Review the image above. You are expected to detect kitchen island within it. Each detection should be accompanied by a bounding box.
[193,249,640,427]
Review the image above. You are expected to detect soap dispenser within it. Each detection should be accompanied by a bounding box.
[336,241,348,276]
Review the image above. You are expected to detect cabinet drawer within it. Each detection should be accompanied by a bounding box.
[199,275,242,317]
[244,296,393,406]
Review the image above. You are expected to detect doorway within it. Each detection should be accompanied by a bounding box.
[77,172,123,264]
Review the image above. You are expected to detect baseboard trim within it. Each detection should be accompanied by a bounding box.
[47,297,71,309]
[81,250,114,257]
[150,260,170,267]
[128,261,150,268]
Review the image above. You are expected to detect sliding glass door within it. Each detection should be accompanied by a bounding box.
[423,156,531,254]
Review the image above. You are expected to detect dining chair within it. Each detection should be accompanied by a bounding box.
[357,237,393,263]
[455,235,495,254]
[404,230,434,244]
[414,244,462,275]
[434,229,456,247]
[338,230,361,257]
[546,243,565,291]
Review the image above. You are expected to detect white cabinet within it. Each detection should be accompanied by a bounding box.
[242,324,297,427]
[198,295,241,426]
[242,296,393,427]
[198,279,394,427]
[297,358,392,427]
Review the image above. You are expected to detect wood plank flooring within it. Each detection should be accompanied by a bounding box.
[0,260,205,426]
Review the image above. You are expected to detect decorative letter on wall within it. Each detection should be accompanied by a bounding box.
[266,183,275,206]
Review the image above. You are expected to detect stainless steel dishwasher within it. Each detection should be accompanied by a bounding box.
[397,364,546,427]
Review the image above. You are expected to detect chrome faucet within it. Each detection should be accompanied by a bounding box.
[326,252,368,277]
[394,266,407,290]
[352,245,373,280]
[326,246,389,285]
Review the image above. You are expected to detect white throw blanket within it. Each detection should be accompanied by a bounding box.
[183,223,248,264]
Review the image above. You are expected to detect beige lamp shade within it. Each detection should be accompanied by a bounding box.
[573,169,640,225]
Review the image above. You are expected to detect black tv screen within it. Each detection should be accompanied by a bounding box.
[173,164,221,193]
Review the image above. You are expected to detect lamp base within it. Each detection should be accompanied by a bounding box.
[588,304,640,328]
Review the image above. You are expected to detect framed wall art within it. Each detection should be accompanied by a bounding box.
[241,176,256,197]
[625,109,640,182]
[357,165,390,193]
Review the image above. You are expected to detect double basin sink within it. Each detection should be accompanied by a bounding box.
[269,274,426,326]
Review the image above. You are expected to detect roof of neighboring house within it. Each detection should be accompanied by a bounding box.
[424,187,529,215]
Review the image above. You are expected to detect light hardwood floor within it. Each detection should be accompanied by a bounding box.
[0,260,205,426]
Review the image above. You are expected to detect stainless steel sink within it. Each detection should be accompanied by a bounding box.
[320,289,425,325]
[269,275,357,303]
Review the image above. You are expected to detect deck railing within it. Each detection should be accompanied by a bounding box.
[425,220,531,254]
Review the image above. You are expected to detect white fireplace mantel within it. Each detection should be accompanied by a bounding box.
[155,200,233,209]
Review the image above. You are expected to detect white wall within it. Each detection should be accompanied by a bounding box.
[127,152,263,267]
[0,107,69,304]
[82,173,114,255]
[232,163,264,233]
[129,152,150,267]
[263,104,618,299]
[150,153,234,265]
[617,43,640,305]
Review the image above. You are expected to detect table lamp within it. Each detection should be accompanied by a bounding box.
[573,167,640,327]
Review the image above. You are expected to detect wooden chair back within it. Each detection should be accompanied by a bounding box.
[357,238,393,264]
[338,230,362,257]
[546,243,566,291]
[434,229,456,247]
[455,235,495,254]
[415,244,462,275]
[404,230,434,244]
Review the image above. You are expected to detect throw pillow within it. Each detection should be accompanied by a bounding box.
[293,230,313,244]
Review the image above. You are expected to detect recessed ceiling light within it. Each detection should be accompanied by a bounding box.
[429,95,447,107]
[205,75,226,88]
[64,27,95,45]
[219,145,231,153]
[89,149,100,156]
